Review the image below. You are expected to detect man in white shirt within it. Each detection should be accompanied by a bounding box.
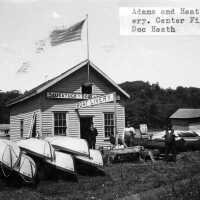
[122,122,136,147]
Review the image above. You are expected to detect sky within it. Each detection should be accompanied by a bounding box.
[0,0,200,92]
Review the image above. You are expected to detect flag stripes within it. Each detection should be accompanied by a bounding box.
[50,19,85,46]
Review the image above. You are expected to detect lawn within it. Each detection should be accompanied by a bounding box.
[1,151,200,200]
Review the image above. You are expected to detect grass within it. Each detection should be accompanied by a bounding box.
[1,151,200,200]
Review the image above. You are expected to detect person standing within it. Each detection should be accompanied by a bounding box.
[164,128,176,161]
[122,122,136,147]
[88,122,98,149]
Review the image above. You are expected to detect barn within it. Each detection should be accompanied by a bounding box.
[7,60,130,148]
[170,108,200,131]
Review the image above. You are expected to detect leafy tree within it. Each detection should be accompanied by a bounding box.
[0,90,21,123]
[120,81,200,130]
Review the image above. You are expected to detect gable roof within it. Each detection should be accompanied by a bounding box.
[7,59,130,107]
[170,108,200,119]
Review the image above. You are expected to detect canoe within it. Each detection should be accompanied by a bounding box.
[46,151,76,175]
[75,149,103,168]
[14,153,36,183]
[0,139,20,170]
[17,138,55,160]
[45,136,89,157]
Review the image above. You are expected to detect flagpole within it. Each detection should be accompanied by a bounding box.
[86,14,90,82]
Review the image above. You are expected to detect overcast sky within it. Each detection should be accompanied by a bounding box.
[0,0,200,92]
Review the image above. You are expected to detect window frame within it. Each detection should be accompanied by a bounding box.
[104,112,115,138]
[53,112,68,136]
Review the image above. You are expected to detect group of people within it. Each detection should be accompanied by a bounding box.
[86,121,136,149]
[86,122,177,162]
[109,122,136,147]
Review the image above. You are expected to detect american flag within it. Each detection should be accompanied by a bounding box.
[17,62,31,73]
[50,19,86,46]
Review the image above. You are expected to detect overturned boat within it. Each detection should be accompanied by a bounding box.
[45,136,89,157]
[75,149,104,169]
[14,153,37,183]
[0,139,20,177]
[17,138,55,161]
[46,151,76,177]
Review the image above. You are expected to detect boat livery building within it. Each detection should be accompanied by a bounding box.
[8,60,130,148]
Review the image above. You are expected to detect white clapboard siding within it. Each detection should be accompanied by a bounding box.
[9,96,41,141]
[41,99,125,147]
[49,66,114,95]
[10,64,127,147]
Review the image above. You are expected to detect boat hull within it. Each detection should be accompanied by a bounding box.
[14,153,37,183]
[45,136,89,157]
[46,151,76,175]
[75,149,104,168]
[0,139,20,177]
[17,138,55,160]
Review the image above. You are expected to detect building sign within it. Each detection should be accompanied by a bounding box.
[46,92,99,100]
[76,93,115,109]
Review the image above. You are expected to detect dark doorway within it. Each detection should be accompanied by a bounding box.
[32,119,37,137]
[80,117,93,140]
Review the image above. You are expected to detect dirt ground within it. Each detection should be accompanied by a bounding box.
[1,151,200,200]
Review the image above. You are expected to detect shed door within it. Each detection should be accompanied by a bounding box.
[80,117,93,140]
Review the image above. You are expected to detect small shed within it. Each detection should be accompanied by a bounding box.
[170,108,200,131]
[0,124,10,137]
[7,60,130,148]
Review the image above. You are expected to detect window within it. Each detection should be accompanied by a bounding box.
[54,112,67,135]
[20,119,24,138]
[82,83,92,94]
[104,113,114,138]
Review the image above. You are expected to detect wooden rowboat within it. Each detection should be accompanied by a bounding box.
[75,149,104,168]
[0,139,20,177]
[14,153,37,183]
[46,151,76,175]
[45,136,89,157]
[17,138,55,160]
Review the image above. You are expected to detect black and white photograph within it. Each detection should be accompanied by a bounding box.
[0,0,200,199]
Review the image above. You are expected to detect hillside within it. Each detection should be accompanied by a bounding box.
[1,81,200,129]
[0,90,21,124]
[119,81,200,129]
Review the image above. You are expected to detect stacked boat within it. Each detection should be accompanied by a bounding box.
[0,139,37,183]
[45,136,104,174]
[0,136,104,184]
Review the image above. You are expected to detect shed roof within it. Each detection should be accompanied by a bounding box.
[170,108,200,119]
[7,59,130,106]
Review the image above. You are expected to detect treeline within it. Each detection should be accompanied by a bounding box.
[120,81,200,130]
[1,82,200,129]
[0,90,21,124]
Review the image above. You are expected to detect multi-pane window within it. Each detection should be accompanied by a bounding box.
[54,112,67,136]
[104,113,114,138]
[20,119,24,138]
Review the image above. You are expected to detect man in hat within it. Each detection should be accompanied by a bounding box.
[88,122,98,149]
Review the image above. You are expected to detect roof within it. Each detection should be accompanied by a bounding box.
[0,124,10,130]
[170,108,200,119]
[7,59,130,106]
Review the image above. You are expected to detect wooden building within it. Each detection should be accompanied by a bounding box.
[170,108,200,131]
[7,60,130,148]
[0,124,10,138]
